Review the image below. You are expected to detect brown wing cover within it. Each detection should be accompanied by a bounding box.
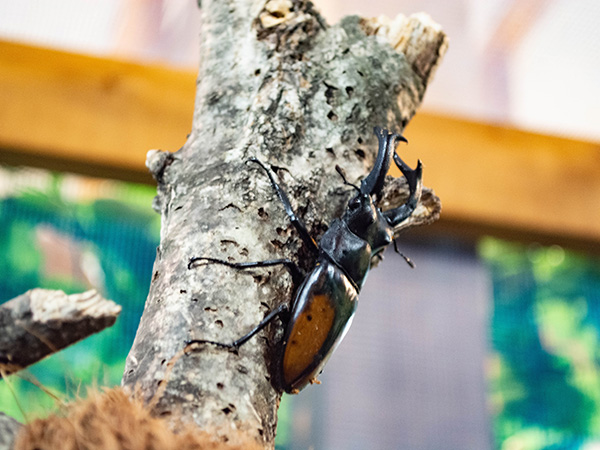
[282,293,336,385]
[281,262,358,391]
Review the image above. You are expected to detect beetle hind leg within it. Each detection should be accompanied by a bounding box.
[186,302,290,350]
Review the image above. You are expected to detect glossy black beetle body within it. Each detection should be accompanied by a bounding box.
[188,127,423,393]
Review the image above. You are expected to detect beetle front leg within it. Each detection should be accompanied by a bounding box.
[247,157,319,256]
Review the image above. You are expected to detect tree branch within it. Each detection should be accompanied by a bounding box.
[123,1,446,448]
[0,412,21,450]
[0,289,121,378]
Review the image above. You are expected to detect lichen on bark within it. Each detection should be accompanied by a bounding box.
[122,1,446,448]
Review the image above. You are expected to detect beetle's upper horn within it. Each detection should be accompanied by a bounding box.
[361,127,407,196]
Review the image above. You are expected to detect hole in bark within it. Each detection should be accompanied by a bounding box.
[217,382,224,389]
[253,275,263,284]
[357,70,364,77]
[128,369,134,375]
[152,271,159,281]
[357,136,363,144]
[326,147,335,156]
[157,380,164,387]
[161,359,166,365]
[180,289,187,294]
[355,149,365,159]
[255,68,261,76]
[258,428,264,436]
[324,82,337,105]
[240,247,249,256]
[258,207,268,218]
[222,407,233,415]
[346,86,354,97]
[237,365,249,374]
[276,227,286,236]
[270,239,285,250]
[204,305,216,311]
[159,410,172,417]
[215,320,224,328]
[327,111,338,121]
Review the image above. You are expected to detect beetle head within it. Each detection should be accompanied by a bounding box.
[338,127,409,253]
[343,192,393,254]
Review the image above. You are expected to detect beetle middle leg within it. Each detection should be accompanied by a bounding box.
[188,256,304,286]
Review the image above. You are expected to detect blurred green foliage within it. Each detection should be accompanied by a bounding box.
[9,166,600,449]
[480,237,600,450]
[0,168,160,421]
[0,166,292,449]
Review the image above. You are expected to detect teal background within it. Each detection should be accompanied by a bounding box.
[2,166,600,449]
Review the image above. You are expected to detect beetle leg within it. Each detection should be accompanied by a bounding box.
[393,239,415,268]
[186,302,290,350]
[248,157,319,256]
[188,256,304,287]
[383,155,423,227]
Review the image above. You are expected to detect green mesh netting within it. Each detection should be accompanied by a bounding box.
[481,237,600,450]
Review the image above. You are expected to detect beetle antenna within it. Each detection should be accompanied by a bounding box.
[393,239,415,268]
[335,165,360,193]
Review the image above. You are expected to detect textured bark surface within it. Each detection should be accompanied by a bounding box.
[0,412,20,450]
[0,289,121,378]
[122,1,446,448]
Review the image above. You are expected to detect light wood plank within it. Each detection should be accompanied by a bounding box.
[402,113,600,245]
[1,40,599,247]
[0,40,195,172]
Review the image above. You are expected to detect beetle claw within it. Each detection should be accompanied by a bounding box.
[185,338,239,352]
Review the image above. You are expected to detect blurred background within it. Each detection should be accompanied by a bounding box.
[1,1,599,449]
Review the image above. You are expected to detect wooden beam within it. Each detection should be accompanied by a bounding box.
[403,113,600,248]
[0,40,195,176]
[1,40,599,248]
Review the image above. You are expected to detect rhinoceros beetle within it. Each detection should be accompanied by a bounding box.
[187,126,423,393]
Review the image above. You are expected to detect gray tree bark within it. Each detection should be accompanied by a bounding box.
[122,1,447,448]
[0,412,21,450]
[0,289,121,378]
